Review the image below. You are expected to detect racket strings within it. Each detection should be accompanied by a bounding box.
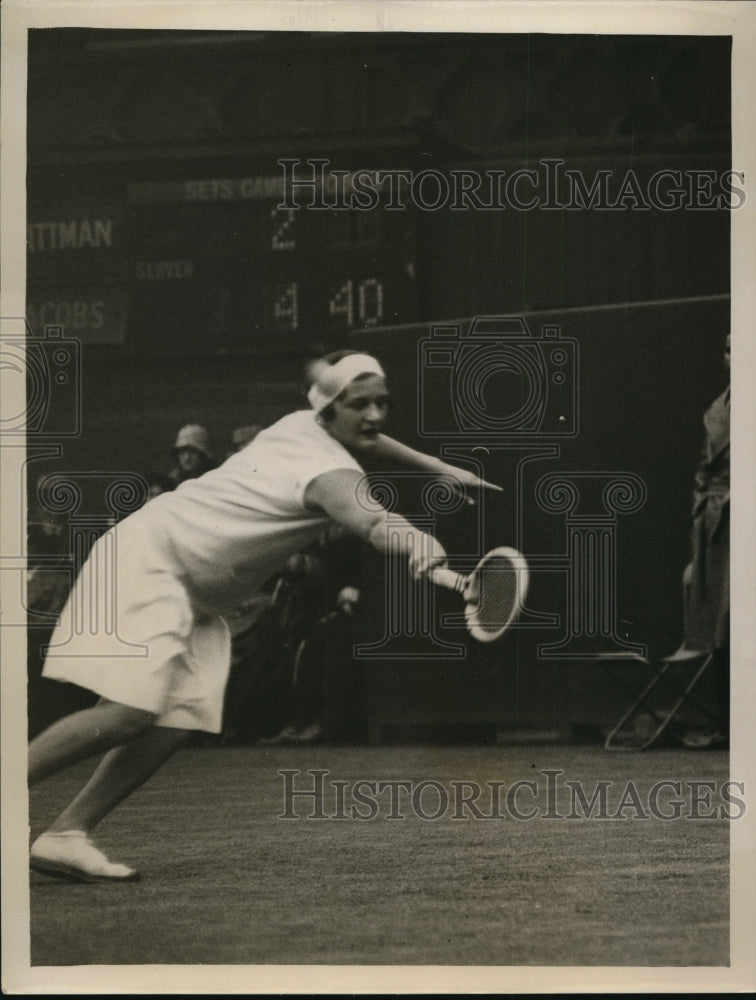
[470,556,520,633]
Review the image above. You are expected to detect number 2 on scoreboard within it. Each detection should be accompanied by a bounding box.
[270,207,296,251]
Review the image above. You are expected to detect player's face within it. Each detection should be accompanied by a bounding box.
[324,375,389,453]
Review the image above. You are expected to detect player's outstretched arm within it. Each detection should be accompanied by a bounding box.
[304,468,447,578]
[373,434,502,494]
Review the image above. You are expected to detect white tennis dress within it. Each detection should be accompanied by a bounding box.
[42,411,364,732]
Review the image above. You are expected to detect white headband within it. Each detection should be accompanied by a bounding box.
[307,354,385,412]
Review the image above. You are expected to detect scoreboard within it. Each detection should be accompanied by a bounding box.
[26,169,418,354]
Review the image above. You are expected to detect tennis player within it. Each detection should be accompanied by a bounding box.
[28,350,494,883]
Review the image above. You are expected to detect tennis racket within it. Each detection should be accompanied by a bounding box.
[428,546,529,642]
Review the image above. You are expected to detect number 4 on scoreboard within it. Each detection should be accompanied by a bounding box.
[269,282,299,331]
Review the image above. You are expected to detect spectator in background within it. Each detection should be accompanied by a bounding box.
[168,424,217,487]
[27,482,90,737]
[144,472,175,502]
[222,553,328,745]
[261,585,365,745]
[27,483,67,568]
[320,586,366,744]
[228,424,263,457]
[680,334,730,748]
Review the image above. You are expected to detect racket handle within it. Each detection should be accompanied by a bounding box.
[428,565,467,595]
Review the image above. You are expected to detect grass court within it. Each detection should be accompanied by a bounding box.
[29,743,730,967]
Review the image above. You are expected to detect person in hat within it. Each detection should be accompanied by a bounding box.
[28,350,499,883]
[167,423,217,486]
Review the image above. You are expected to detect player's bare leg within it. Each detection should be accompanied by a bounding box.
[48,725,194,834]
[28,698,157,785]
[28,658,187,884]
[28,700,163,883]
[29,724,192,884]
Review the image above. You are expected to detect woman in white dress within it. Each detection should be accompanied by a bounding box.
[29,351,494,882]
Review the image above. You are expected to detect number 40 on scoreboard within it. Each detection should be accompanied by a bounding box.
[328,278,384,330]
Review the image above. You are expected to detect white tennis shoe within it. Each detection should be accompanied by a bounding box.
[30,830,139,883]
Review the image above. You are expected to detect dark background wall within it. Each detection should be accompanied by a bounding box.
[25,29,732,736]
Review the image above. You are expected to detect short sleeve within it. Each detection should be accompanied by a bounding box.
[283,413,365,508]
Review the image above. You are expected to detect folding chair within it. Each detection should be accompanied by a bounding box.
[599,559,725,749]
[600,647,717,750]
